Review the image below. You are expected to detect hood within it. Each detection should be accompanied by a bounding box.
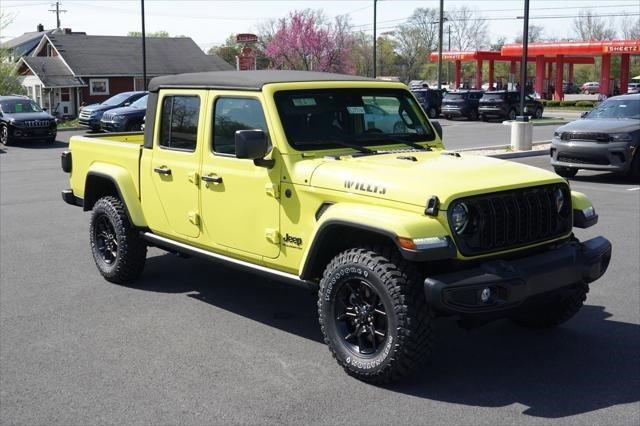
[557,118,639,134]
[309,150,563,209]
[5,111,54,121]
[81,103,114,113]
[104,105,146,116]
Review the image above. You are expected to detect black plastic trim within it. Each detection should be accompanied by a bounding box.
[84,172,136,226]
[61,150,72,173]
[573,209,598,228]
[61,189,83,207]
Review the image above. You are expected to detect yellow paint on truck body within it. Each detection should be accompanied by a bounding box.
[67,80,592,277]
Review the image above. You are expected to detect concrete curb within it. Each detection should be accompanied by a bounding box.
[490,149,550,159]
[456,140,551,153]
[57,127,85,132]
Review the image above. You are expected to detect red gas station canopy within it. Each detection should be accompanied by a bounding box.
[502,39,640,57]
[429,51,594,64]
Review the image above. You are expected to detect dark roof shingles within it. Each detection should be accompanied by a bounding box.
[22,56,85,87]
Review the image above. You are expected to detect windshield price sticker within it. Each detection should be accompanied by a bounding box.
[347,106,365,114]
[292,98,317,107]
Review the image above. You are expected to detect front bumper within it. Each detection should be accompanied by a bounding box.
[78,117,101,129]
[100,120,125,132]
[441,106,468,117]
[478,106,506,117]
[550,138,635,172]
[10,126,56,140]
[424,236,611,316]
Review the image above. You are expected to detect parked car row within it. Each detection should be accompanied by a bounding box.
[78,91,147,132]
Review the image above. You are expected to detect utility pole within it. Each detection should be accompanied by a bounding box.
[141,0,147,90]
[436,0,444,89]
[373,0,377,78]
[518,0,530,121]
[447,25,451,85]
[48,2,67,29]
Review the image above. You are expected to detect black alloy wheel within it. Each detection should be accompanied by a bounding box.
[0,124,10,145]
[94,214,119,265]
[334,279,389,356]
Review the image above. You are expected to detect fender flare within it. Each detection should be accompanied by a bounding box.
[85,164,147,227]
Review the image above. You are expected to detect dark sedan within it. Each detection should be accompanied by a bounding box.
[100,94,148,132]
[550,94,640,179]
[0,96,57,145]
[78,91,146,131]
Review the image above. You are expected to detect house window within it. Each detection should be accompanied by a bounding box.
[35,85,42,106]
[89,79,110,96]
[27,87,33,98]
[61,88,70,102]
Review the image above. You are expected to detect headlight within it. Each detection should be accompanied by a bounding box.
[450,202,469,234]
[610,133,632,142]
[553,131,561,138]
[554,188,565,213]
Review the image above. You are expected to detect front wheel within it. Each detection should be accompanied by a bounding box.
[318,247,434,384]
[427,107,438,119]
[510,284,588,328]
[468,110,479,121]
[554,166,578,178]
[534,108,543,119]
[89,196,147,284]
[0,124,11,146]
[507,108,517,120]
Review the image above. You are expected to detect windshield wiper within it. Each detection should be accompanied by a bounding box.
[296,139,377,155]
[356,134,432,151]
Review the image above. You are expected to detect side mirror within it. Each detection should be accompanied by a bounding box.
[580,111,588,118]
[42,107,48,111]
[431,120,443,139]
[235,130,272,166]
[124,102,131,107]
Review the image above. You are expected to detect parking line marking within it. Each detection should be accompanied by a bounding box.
[627,187,640,191]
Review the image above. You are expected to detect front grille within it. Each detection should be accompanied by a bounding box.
[102,113,113,121]
[557,153,609,165]
[560,132,610,142]
[448,184,572,256]
[79,111,92,120]
[23,120,52,128]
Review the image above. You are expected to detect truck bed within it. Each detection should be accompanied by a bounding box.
[68,132,144,200]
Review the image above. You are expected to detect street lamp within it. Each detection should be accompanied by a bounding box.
[141,0,147,90]
[437,0,444,89]
[373,0,377,78]
[517,0,530,122]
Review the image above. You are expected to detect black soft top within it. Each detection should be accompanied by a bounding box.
[148,70,376,92]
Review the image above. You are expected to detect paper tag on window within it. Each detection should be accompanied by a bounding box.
[347,106,365,114]
[292,98,316,106]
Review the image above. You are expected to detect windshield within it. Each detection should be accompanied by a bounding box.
[586,99,640,119]
[130,95,148,109]
[0,99,43,114]
[274,89,436,151]
[103,93,133,106]
[444,93,467,101]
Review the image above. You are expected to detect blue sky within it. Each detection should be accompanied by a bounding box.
[2,0,639,50]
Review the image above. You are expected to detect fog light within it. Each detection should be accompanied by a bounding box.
[480,287,492,303]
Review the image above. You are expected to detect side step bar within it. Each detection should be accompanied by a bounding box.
[140,232,316,290]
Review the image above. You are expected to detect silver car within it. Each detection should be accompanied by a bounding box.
[550,94,640,179]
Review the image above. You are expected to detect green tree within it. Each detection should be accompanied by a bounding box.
[127,30,171,37]
[207,34,241,67]
[0,10,26,96]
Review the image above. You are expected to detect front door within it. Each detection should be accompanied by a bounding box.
[200,95,280,259]
[150,91,206,238]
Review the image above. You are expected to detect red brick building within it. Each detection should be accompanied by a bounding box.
[16,31,232,117]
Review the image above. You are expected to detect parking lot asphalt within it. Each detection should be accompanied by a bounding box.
[1,138,638,425]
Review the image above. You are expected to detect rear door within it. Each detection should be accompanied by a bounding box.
[149,90,206,238]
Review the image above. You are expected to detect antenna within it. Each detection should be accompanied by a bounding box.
[48,2,67,29]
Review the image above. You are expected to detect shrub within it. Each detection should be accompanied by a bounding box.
[546,100,560,107]
[539,99,548,106]
[560,100,576,107]
[575,101,594,108]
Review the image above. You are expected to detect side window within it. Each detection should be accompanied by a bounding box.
[159,95,200,152]
[213,97,268,156]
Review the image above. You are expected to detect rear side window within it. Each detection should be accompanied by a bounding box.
[159,95,200,151]
[213,97,268,156]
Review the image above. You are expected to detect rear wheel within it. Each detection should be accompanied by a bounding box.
[0,124,10,146]
[318,247,434,384]
[554,166,578,178]
[511,284,588,328]
[90,196,147,284]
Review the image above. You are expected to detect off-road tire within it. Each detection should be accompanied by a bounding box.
[554,166,578,178]
[318,246,434,384]
[510,284,588,328]
[0,124,10,146]
[89,196,147,284]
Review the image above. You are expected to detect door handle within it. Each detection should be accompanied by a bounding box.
[154,166,172,175]
[201,174,222,184]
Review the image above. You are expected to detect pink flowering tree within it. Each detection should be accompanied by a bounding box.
[265,10,355,74]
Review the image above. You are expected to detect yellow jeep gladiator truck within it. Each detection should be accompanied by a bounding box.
[61,71,611,383]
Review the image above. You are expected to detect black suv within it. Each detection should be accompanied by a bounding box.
[0,95,57,146]
[441,90,484,120]
[478,91,544,121]
[100,94,148,132]
[411,88,443,118]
